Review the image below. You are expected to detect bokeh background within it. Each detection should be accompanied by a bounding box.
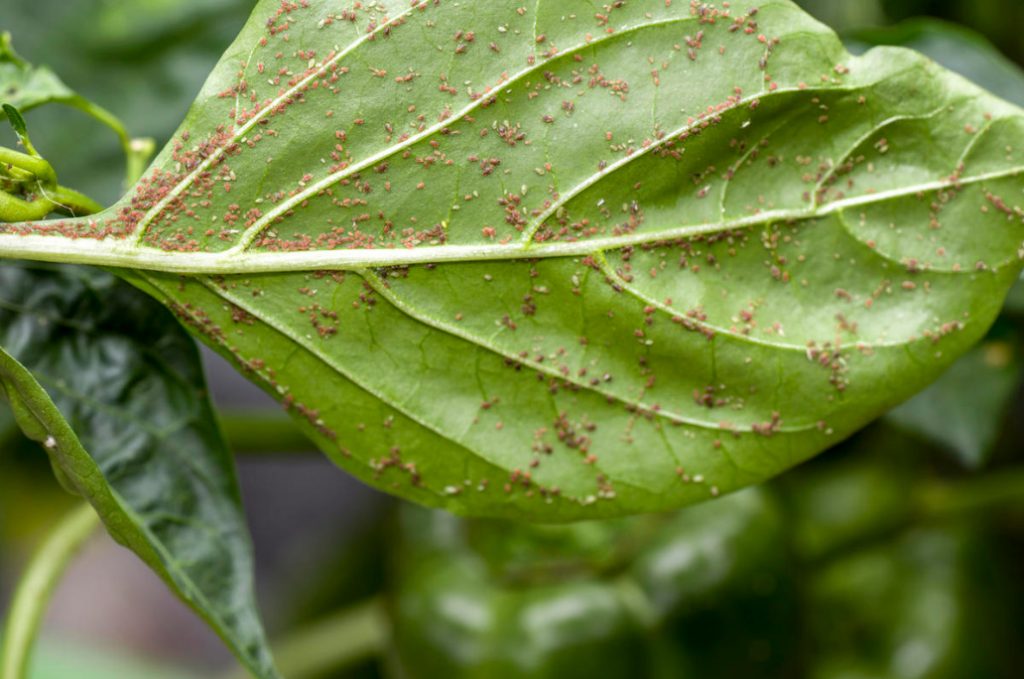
[2,1,1024,677]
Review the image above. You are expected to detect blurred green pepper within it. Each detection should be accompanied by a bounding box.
[388,487,795,679]
[807,526,1015,679]
[788,426,1023,679]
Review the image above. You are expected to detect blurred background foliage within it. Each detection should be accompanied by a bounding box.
[1,0,1024,677]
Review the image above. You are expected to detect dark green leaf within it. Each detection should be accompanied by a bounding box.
[796,0,884,32]
[0,263,278,679]
[2,0,1024,519]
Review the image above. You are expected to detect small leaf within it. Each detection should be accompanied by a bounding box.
[0,263,279,679]
[0,33,78,114]
[2,103,32,151]
[3,1,1024,519]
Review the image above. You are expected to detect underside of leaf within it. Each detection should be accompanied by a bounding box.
[2,0,1024,519]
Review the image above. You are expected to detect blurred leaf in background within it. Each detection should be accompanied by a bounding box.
[0,0,251,205]
[881,0,1024,67]
[887,332,1022,469]
[797,0,886,30]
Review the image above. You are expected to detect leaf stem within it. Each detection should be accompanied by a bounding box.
[1,162,1022,274]
[61,97,142,189]
[0,503,101,679]
[223,598,388,679]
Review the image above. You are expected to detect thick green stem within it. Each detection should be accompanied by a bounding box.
[0,192,52,222]
[43,185,104,217]
[224,598,388,679]
[0,149,56,187]
[0,186,103,222]
[1,503,101,679]
[0,177,104,222]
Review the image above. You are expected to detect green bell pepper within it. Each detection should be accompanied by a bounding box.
[388,487,794,679]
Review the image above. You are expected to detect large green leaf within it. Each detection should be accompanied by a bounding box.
[0,263,278,678]
[2,0,1024,519]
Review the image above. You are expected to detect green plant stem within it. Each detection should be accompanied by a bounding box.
[44,185,104,216]
[126,138,156,187]
[0,148,55,186]
[0,503,101,679]
[63,98,140,188]
[0,192,52,222]
[224,598,388,679]
[218,412,315,454]
[917,467,1024,518]
[816,466,1024,565]
[0,186,103,221]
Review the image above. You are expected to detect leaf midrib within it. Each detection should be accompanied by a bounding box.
[3,160,1019,274]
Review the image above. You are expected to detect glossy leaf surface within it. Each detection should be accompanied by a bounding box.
[3,0,1024,518]
[0,263,278,678]
[850,18,1024,470]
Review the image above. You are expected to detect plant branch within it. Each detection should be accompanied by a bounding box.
[223,598,388,679]
[916,467,1024,518]
[813,467,1024,565]
[1,503,101,679]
